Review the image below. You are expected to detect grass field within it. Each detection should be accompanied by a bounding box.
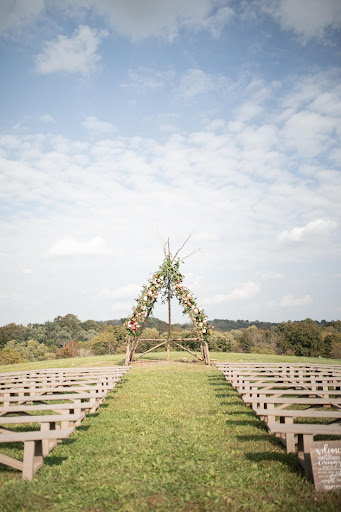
[0,352,340,511]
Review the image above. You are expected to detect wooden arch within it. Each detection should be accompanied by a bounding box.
[124,238,211,366]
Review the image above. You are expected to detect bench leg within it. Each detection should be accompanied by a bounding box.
[41,422,57,456]
[297,434,314,480]
[282,417,296,453]
[23,440,43,481]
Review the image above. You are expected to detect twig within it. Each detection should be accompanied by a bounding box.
[172,233,192,262]
[157,226,167,257]
[180,248,200,261]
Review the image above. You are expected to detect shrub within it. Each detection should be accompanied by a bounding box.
[91,326,126,355]
[0,347,26,365]
[55,341,80,359]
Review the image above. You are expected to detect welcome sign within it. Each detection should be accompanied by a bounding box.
[310,442,341,491]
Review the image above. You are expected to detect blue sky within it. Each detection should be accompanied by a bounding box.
[0,0,340,326]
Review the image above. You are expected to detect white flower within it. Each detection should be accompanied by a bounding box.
[144,296,148,301]
[199,322,203,327]
[194,308,198,314]
[202,328,206,333]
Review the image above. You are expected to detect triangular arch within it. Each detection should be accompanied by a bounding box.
[124,247,211,365]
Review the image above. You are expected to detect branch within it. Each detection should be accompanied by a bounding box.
[157,226,167,257]
[180,248,200,261]
[172,233,192,262]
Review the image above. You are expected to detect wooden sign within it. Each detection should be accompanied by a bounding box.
[310,441,341,491]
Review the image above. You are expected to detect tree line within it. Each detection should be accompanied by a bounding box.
[0,314,340,365]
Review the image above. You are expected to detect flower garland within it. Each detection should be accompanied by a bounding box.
[174,279,213,341]
[125,256,213,343]
[125,271,164,336]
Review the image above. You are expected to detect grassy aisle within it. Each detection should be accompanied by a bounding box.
[0,363,340,511]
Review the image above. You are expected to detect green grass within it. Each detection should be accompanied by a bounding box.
[0,353,340,511]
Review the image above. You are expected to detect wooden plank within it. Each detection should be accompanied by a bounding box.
[0,392,105,403]
[0,414,83,425]
[0,429,74,442]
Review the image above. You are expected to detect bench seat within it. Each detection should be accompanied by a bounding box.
[0,429,74,480]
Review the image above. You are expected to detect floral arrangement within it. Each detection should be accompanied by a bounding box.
[125,271,164,336]
[125,256,213,342]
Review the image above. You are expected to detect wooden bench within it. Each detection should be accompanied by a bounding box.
[267,423,341,478]
[255,408,341,451]
[256,408,341,425]
[0,377,119,391]
[0,402,100,417]
[241,389,341,401]
[243,396,341,410]
[0,392,105,415]
[0,429,74,480]
[0,413,84,455]
[0,384,114,397]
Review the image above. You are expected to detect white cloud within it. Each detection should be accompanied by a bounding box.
[278,218,337,243]
[83,116,116,134]
[279,294,312,307]
[178,68,229,97]
[261,0,341,42]
[121,67,175,90]
[40,114,55,123]
[90,0,234,41]
[96,284,141,301]
[281,110,337,157]
[0,1,235,42]
[0,292,24,303]
[259,272,284,280]
[23,268,33,274]
[204,281,261,305]
[0,0,45,35]
[35,25,108,75]
[0,70,340,323]
[48,236,111,256]
[236,102,262,122]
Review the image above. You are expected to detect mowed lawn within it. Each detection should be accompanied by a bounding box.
[0,353,340,511]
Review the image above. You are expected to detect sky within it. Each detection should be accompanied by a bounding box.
[0,0,340,326]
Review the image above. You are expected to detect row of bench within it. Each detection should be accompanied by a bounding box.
[215,362,341,480]
[0,366,131,480]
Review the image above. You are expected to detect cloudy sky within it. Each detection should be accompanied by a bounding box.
[0,0,340,326]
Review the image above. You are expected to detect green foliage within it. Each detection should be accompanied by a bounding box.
[0,314,339,360]
[19,339,51,361]
[0,339,51,364]
[0,323,25,348]
[278,319,322,356]
[325,333,341,358]
[91,326,126,355]
[0,345,26,364]
[207,331,237,352]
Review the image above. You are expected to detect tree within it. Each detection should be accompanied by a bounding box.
[240,326,260,353]
[54,314,81,337]
[91,326,126,355]
[0,346,25,365]
[278,319,322,356]
[20,339,50,361]
[0,323,25,348]
[324,333,341,358]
